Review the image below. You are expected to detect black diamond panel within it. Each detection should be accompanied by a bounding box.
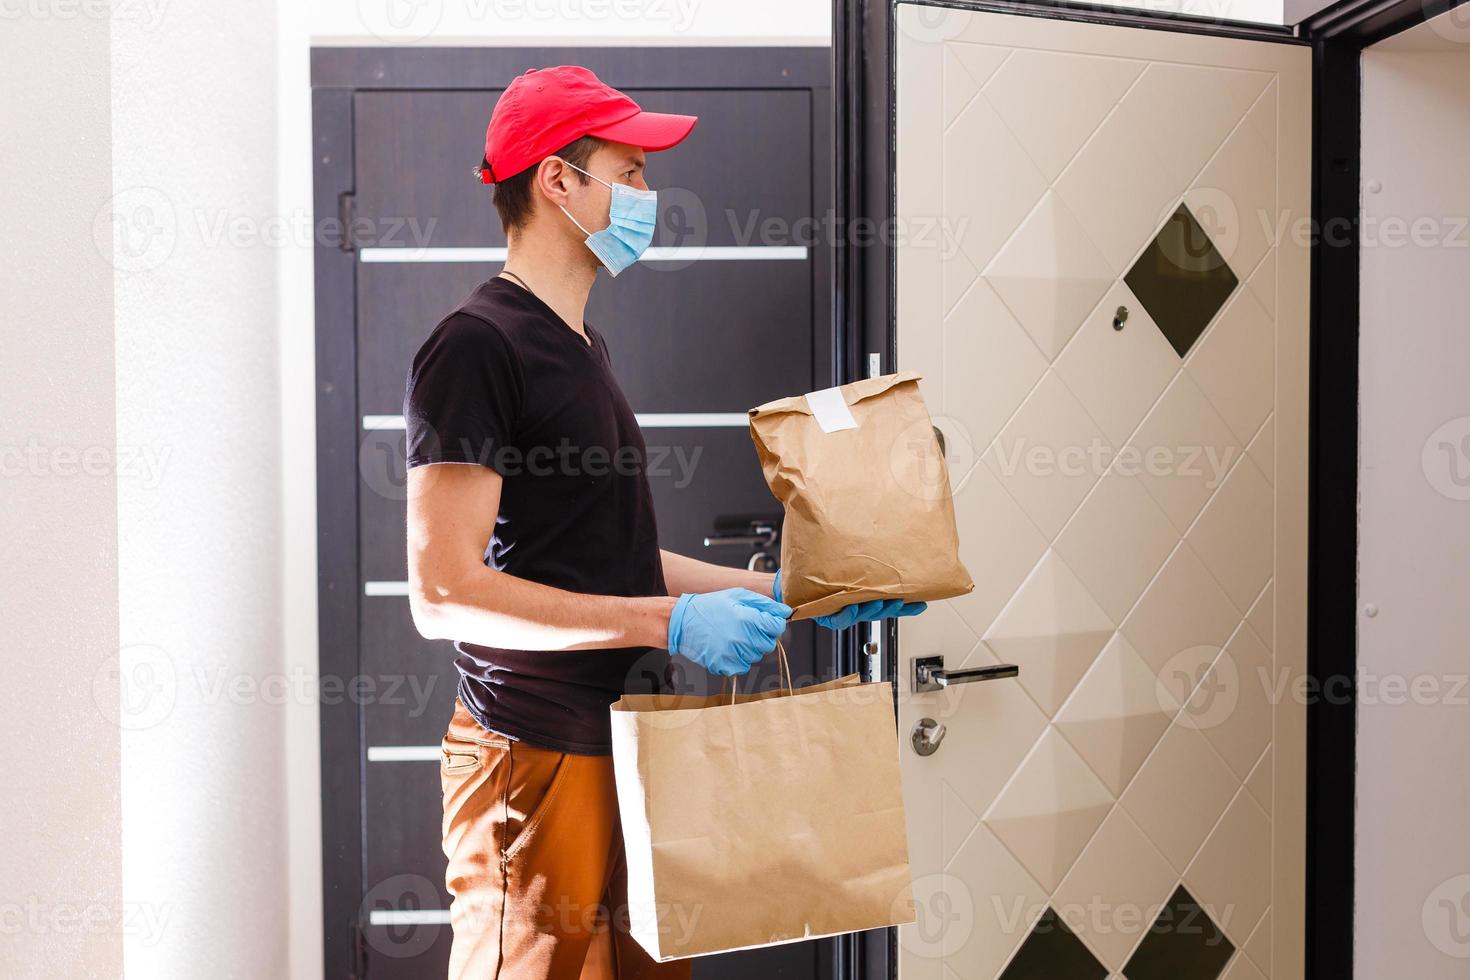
[1124,885,1235,980]
[1000,907,1108,980]
[1125,203,1239,357]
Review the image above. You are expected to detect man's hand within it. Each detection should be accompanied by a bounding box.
[773,569,928,630]
[667,588,791,677]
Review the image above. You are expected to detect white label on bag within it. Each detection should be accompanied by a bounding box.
[806,386,859,433]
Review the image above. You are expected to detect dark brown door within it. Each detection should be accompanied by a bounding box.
[318,50,833,979]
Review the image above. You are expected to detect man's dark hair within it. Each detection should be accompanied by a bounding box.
[483,135,602,233]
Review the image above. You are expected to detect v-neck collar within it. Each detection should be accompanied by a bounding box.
[493,275,595,352]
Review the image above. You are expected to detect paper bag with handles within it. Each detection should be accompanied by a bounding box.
[609,645,915,961]
[748,370,974,620]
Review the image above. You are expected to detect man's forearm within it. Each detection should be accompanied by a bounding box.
[411,564,678,651]
[660,549,776,598]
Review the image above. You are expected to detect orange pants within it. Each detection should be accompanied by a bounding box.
[440,698,693,980]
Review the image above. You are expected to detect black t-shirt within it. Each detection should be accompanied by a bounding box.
[403,276,674,755]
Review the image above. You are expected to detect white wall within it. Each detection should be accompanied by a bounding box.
[0,12,123,979]
[311,0,831,44]
[279,2,325,974]
[1358,32,1470,980]
[111,2,290,977]
[307,0,1283,45]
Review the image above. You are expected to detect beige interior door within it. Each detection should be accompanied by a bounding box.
[894,7,1310,980]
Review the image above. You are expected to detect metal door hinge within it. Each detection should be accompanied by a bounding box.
[338,191,358,252]
[351,920,368,979]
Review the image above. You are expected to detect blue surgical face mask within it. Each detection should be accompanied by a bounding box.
[558,161,657,277]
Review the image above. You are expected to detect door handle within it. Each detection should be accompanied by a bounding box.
[912,655,1019,692]
[702,519,777,549]
[703,530,775,547]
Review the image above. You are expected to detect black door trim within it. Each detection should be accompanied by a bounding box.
[883,0,1309,41]
[1301,0,1469,43]
[1303,29,1359,980]
[311,84,365,980]
[825,0,1459,977]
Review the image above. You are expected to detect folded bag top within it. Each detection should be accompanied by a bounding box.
[747,371,974,620]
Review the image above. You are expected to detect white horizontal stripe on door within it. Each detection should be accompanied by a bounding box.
[359,245,807,264]
[364,581,410,597]
[634,412,749,427]
[369,909,450,926]
[367,745,441,762]
[361,413,749,430]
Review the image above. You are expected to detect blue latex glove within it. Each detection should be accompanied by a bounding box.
[667,588,792,677]
[774,569,928,630]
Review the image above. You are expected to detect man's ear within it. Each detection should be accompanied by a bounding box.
[534,157,574,208]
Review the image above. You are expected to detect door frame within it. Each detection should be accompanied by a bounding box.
[831,0,1460,977]
[311,45,832,980]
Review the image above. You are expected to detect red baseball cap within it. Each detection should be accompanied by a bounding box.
[480,66,697,184]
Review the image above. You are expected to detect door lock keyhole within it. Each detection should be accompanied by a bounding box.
[747,551,778,573]
[911,718,946,756]
[1113,305,1129,331]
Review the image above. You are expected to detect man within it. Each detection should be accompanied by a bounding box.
[404,65,924,980]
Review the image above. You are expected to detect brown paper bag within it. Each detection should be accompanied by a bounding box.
[609,648,915,961]
[748,370,974,620]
